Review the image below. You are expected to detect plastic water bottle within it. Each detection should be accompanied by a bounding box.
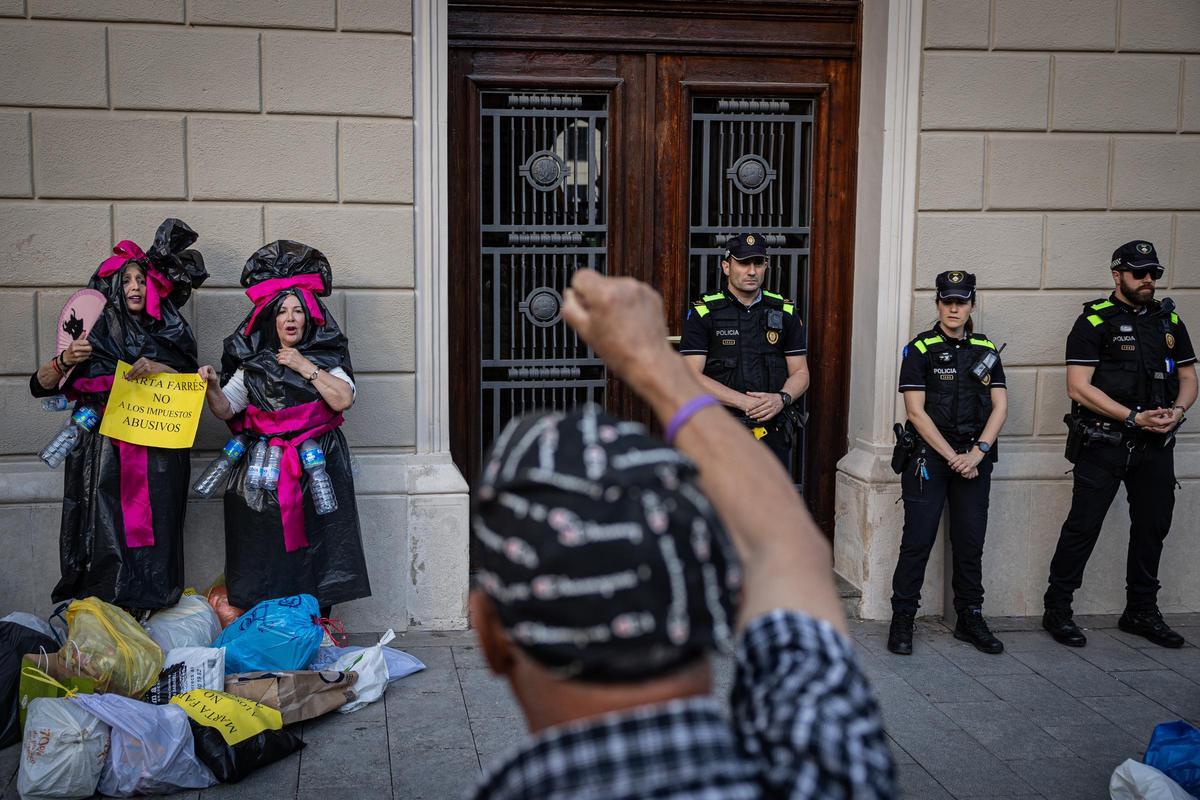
[41,395,70,412]
[246,438,268,489]
[299,439,337,515]
[192,434,249,499]
[262,444,283,491]
[39,406,100,468]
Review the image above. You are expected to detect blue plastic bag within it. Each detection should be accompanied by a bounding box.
[214,595,323,674]
[1144,720,1200,795]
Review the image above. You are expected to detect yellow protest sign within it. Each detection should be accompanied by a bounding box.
[171,690,283,746]
[98,360,206,449]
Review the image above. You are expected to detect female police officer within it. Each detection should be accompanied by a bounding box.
[887,271,1009,655]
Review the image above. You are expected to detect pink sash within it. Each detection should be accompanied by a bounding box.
[234,400,344,553]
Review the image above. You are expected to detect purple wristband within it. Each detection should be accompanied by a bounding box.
[666,394,720,444]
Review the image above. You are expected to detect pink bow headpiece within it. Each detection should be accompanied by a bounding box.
[97,241,174,321]
[242,274,327,335]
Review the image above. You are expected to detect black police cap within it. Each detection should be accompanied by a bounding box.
[935,270,976,301]
[724,233,768,262]
[1111,240,1164,278]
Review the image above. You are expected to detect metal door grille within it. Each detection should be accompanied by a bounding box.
[688,96,814,487]
[478,92,608,454]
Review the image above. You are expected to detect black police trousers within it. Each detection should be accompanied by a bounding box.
[1044,440,1176,613]
[891,452,993,614]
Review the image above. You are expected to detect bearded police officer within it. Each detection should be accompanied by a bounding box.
[679,233,810,470]
[1043,240,1197,649]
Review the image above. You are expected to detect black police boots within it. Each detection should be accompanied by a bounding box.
[1043,607,1087,647]
[887,610,915,655]
[954,607,1004,654]
[1119,608,1186,649]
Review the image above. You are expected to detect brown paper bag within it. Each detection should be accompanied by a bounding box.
[224,670,358,725]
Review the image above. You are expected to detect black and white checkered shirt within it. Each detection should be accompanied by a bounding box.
[469,610,895,799]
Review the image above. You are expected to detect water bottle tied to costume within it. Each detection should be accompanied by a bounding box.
[193,434,250,499]
[41,394,71,412]
[262,444,283,491]
[39,406,100,468]
[299,439,337,515]
[246,438,268,489]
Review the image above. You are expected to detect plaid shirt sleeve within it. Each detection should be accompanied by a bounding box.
[731,610,896,799]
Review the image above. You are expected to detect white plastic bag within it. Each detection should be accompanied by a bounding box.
[144,594,221,652]
[1110,759,1193,800]
[331,629,395,713]
[144,647,226,703]
[308,641,425,684]
[16,697,109,800]
[69,693,216,796]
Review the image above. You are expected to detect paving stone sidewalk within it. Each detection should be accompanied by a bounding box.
[2,615,1197,799]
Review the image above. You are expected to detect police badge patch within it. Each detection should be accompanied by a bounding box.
[948,271,964,283]
[766,330,779,345]
[981,373,991,386]
[1137,243,1152,255]
[1167,333,1176,349]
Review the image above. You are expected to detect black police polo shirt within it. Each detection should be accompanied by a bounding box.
[897,326,1008,393]
[1065,294,1197,367]
[679,290,807,391]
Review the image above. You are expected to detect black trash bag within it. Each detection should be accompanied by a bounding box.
[53,218,204,610]
[216,241,370,610]
[1,621,60,747]
[186,718,304,783]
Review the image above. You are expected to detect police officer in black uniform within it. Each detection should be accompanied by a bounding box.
[1043,240,1197,649]
[887,271,1009,656]
[679,233,809,469]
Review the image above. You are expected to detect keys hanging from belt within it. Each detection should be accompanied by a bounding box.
[913,456,928,493]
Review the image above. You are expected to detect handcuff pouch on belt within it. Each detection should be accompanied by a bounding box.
[742,403,806,446]
[891,422,917,474]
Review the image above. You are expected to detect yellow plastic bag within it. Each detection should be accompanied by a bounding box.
[64,597,164,698]
[171,690,283,746]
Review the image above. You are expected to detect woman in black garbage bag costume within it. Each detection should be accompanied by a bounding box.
[28,219,208,611]
[199,240,371,614]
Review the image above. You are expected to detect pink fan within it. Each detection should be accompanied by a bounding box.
[55,288,106,387]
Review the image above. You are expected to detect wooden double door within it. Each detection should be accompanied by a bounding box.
[448,1,862,533]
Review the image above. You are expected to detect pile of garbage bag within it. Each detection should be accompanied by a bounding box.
[2,591,425,798]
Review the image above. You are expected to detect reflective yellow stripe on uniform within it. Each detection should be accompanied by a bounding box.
[913,335,943,355]
[694,304,710,318]
[1091,300,1115,311]
[762,290,784,302]
[702,293,725,303]
[1087,314,1104,327]
[782,303,794,315]
[1171,312,1179,324]
[969,337,996,350]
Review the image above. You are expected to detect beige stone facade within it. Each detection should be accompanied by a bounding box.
[838,0,1200,620]
[1,0,1197,630]
[0,1,469,631]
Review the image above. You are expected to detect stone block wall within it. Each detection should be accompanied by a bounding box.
[908,0,1200,617]
[0,1,468,631]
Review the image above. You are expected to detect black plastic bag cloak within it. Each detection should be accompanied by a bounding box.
[1,621,60,747]
[218,241,370,609]
[187,718,305,783]
[55,218,208,610]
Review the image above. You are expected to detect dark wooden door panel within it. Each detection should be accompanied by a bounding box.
[450,1,862,537]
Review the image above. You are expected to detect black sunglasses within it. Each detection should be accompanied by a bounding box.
[1122,267,1163,281]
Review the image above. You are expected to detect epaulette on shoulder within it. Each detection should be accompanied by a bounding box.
[691,293,728,318]
[1082,298,1121,327]
[967,333,997,350]
[761,289,797,315]
[910,331,947,355]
